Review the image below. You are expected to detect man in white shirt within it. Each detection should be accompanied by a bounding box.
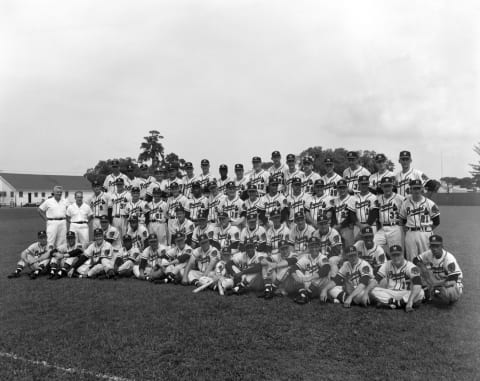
[66,191,93,246]
[38,185,68,249]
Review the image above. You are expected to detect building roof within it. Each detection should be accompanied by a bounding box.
[0,173,91,191]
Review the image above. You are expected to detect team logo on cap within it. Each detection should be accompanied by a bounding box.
[324,157,334,164]
[358,175,370,184]
[271,151,281,158]
[148,233,158,241]
[173,231,186,240]
[252,156,262,163]
[294,211,305,220]
[346,246,358,255]
[389,245,403,254]
[429,235,443,244]
[380,177,394,185]
[115,178,124,185]
[94,228,104,236]
[66,231,76,239]
[409,179,422,187]
[336,179,348,188]
[346,151,358,159]
[361,226,374,236]
[399,150,411,159]
[375,153,386,162]
[201,159,210,166]
[286,154,296,161]
[219,164,228,170]
[234,163,244,170]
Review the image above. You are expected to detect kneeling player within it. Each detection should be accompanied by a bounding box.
[133,233,168,280]
[413,235,463,305]
[113,234,140,277]
[292,237,337,304]
[48,231,84,279]
[327,245,375,307]
[76,228,115,279]
[154,232,193,284]
[7,231,52,279]
[353,226,386,274]
[370,245,424,312]
[181,234,220,286]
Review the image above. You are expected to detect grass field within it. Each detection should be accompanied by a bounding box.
[0,207,479,381]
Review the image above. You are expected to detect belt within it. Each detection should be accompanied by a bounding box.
[407,227,432,232]
[113,215,128,218]
[48,218,65,221]
[382,223,399,226]
[72,221,88,224]
[94,216,104,219]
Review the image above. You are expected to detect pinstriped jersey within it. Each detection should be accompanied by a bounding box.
[248,170,270,195]
[376,260,420,291]
[25,242,49,257]
[231,251,267,270]
[417,249,462,283]
[395,168,428,197]
[372,193,404,226]
[338,259,373,288]
[369,170,394,190]
[305,193,335,223]
[295,253,330,277]
[353,192,377,224]
[89,192,110,217]
[354,241,386,270]
[286,192,309,221]
[192,246,220,272]
[219,197,244,220]
[291,224,316,253]
[217,176,233,194]
[187,196,208,221]
[85,241,113,260]
[109,191,132,217]
[342,166,371,193]
[334,194,356,225]
[166,194,190,219]
[266,224,291,254]
[182,175,197,199]
[213,224,240,249]
[240,225,267,246]
[313,227,342,257]
[321,172,343,197]
[140,245,168,267]
[147,200,168,223]
[103,173,131,195]
[284,169,304,196]
[192,223,215,245]
[268,164,288,191]
[399,196,440,229]
[258,192,288,219]
[208,193,227,222]
[302,171,321,195]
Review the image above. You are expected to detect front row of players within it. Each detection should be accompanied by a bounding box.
[8,227,463,311]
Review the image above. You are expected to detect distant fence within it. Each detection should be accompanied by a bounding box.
[431,193,480,206]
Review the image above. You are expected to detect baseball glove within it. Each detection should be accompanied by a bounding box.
[424,179,441,193]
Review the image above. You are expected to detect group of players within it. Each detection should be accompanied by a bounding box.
[8,150,463,311]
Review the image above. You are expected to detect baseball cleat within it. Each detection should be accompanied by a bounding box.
[29,272,38,280]
[7,272,21,279]
[294,292,309,305]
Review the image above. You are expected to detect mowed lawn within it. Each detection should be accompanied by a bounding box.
[0,207,479,381]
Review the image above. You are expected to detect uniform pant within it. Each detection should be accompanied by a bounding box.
[165,263,187,276]
[370,287,424,304]
[46,220,67,249]
[434,283,463,304]
[112,217,128,238]
[148,222,168,246]
[374,226,403,254]
[405,230,431,261]
[18,254,50,271]
[69,223,90,246]
[117,259,136,273]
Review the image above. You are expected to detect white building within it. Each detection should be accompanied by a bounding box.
[0,173,93,207]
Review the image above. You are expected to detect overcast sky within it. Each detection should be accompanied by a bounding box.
[1,0,479,178]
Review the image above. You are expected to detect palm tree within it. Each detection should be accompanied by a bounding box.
[138,130,165,165]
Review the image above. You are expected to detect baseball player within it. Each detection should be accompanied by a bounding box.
[66,191,93,246]
[301,156,321,195]
[284,154,304,197]
[305,179,335,228]
[239,212,267,252]
[399,179,440,260]
[126,215,149,251]
[327,245,375,307]
[395,150,430,197]
[168,206,194,245]
[207,180,226,224]
[342,151,371,194]
[181,233,220,286]
[265,208,291,254]
[48,231,84,279]
[321,158,342,197]
[241,184,261,218]
[353,227,386,274]
[182,162,196,199]
[217,164,232,194]
[165,164,184,195]
[291,237,337,304]
[333,179,356,247]
[145,167,168,202]
[212,212,241,253]
[147,187,169,246]
[103,160,130,194]
[369,153,394,194]
[286,177,309,224]
[191,209,215,248]
[197,159,215,192]
[7,231,52,279]
[133,233,168,280]
[109,178,132,237]
[99,215,121,249]
[370,244,424,312]
[124,164,136,192]
[313,215,343,263]
[290,211,316,254]
[187,181,209,223]
[233,163,249,200]
[268,151,288,193]
[218,181,244,227]
[258,177,289,226]
[138,164,156,199]
[367,177,404,253]
[248,156,270,196]
[125,187,149,226]
[413,235,463,304]
[352,175,377,239]
[38,185,68,250]
[89,181,111,230]
[75,228,115,279]
[166,182,190,235]
[156,232,194,284]
[113,234,141,277]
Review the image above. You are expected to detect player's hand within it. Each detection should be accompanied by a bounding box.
[405,303,414,313]
[319,290,328,303]
[343,297,352,308]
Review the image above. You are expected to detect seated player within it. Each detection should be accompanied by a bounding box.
[212,212,240,253]
[194,246,234,295]
[265,208,291,255]
[7,230,52,279]
[290,211,315,254]
[370,245,424,312]
[113,235,140,277]
[239,212,267,252]
[168,205,194,246]
[191,209,215,249]
[413,235,463,305]
[126,215,149,251]
[133,233,168,280]
[181,233,220,286]
[154,232,193,284]
[48,231,84,279]
[291,237,337,304]
[99,215,121,250]
[327,245,375,308]
[313,214,343,265]
[353,226,386,274]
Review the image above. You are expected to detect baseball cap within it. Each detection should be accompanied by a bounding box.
[271,150,281,158]
[221,246,232,255]
[140,164,148,170]
[358,175,370,184]
[93,228,103,236]
[317,214,329,224]
[169,182,180,189]
[37,230,47,238]
[159,166,167,173]
[129,215,139,222]
[92,180,101,188]
[336,179,348,188]
[234,163,244,171]
[201,159,210,166]
[226,181,236,189]
[361,226,374,237]
[375,153,387,162]
[429,235,443,245]
[399,151,411,159]
[294,211,305,220]
[270,208,281,218]
[219,164,228,170]
[115,178,124,185]
[191,181,201,189]
[168,164,177,172]
[126,164,134,171]
[303,156,313,165]
[269,177,279,185]
[278,239,291,248]
[314,179,325,187]
[147,233,158,241]
[153,167,162,174]
[245,238,256,248]
[309,236,321,246]
[380,177,394,186]
[246,212,258,221]
[292,177,302,186]
[131,186,140,193]
[252,156,262,163]
[152,187,162,194]
[247,184,257,191]
[123,234,132,242]
[173,231,186,241]
[198,233,210,243]
[197,209,209,220]
[409,179,423,188]
[111,160,120,166]
[66,231,76,239]
[286,154,296,161]
[218,211,229,219]
[100,215,109,223]
[184,162,193,169]
[208,179,218,188]
[175,205,186,213]
[324,157,334,165]
[389,245,403,255]
[345,245,358,256]
[346,151,358,159]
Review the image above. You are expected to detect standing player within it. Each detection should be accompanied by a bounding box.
[138,164,156,199]
[187,181,209,223]
[241,184,261,218]
[38,185,68,250]
[342,151,371,194]
[217,164,232,194]
[284,154,304,197]
[168,206,194,246]
[182,162,196,199]
[207,180,226,224]
[305,179,335,228]
[395,151,430,197]
[286,177,309,224]
[7,231,52,279]
[218,181,244,226]
[89,181,110,230]
[233,164,249,200]
[248,156,270,196]
[145,167,168,202]
[399,180,440,260]
[147,187,168,246]
[239,212,267,252]
[197,159,215,192]
[125,187,149,226]
[367,177,404,252]
[352,175,377,238]
[66,191,93,246]
[109,178,132,237]
[124,164,136,192]
[103,160,130,194]
[265,208,291,254]
[333,179,356,247]
[268,151,288,193]
[290,212,316,254]
[165,164,183,195]
[258,178,289,227]
[301,156,321,195]
[369,153,394,194]
[321,158,342,197]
